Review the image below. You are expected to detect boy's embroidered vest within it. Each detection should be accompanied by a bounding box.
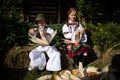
[33,26,48,39]
[33,26,55,45]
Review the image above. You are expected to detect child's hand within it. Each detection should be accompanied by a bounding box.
[29,38,40,43]
[62,39,69,44]
[75,30,80,35]
[81,28,85,33]
[63,39,69,44]
[39,31,45,37]
[62,39,75,44]
[75,29,85,35]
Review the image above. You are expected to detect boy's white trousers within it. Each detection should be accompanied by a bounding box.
[28,46,61,71]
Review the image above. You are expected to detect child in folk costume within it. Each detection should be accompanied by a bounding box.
[28,13,61,72]
[62,8,90,68]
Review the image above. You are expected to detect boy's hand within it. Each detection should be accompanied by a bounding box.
[39,31,45,37]
[29,37,49,46]
[29,38,40,44]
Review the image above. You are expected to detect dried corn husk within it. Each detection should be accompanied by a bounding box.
[59,70,71,80]
[85,66,101,80]
[70,74,81,80]
[36,75,52,80]
[72,69,79,75]
[78,62,85,77]
[86,66,98,73]
[53,74,64,80]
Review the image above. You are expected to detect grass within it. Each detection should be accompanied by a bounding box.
[0,66,61,80]
[1,44,120,80]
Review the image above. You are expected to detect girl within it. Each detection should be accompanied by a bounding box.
[62,8,89,68]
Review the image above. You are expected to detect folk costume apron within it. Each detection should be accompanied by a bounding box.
[28,27,61,71]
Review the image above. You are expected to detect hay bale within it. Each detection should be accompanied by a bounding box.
[4,44,37,69]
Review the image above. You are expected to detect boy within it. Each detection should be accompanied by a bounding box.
[28,13,61,72]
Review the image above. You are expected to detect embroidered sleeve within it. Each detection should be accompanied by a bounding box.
[28,28,38,38]
[46,27,54,35]
[62,24,72,39]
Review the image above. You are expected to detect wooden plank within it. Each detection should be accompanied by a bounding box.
[28,11,58,14]
[28,14,57,17]
[23,0,60,23]
[28,9,58,13]
[28,2,58,6]
[28,6,58,10]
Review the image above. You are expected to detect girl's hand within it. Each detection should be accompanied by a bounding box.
[81,28,85,33]
[75,30,80,35]
[75,28,85,35]
[62,39,75,44]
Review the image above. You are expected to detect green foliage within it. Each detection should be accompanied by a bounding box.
[76,0,105,23]
[0,0,23,18]
[87,22,120,51]
[46,22,120,53]
[76,0,85,16]
[0,0,33,49]
[49,23,64,47]
[76,0,93,19]
[1,17,31,47]
[13,21,32,46]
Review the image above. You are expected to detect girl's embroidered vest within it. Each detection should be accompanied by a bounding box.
[66,21,79,28]
[66,21,80,43]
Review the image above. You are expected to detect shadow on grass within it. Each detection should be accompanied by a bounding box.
[0,66,28,80]
[99,54,120,80]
